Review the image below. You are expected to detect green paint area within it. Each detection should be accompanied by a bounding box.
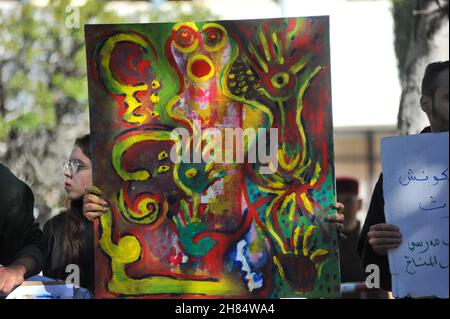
[178,162,211,194]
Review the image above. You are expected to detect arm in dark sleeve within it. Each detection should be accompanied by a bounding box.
[1,180,45,277]
[357,173,392,291]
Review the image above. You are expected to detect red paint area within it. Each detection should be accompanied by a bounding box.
[174,26,197,48]
[121,139,161,173]
[203,27,223,46]
[191,58,212,78]
[128,192,162,218]
[303,68,330,143]
[103,32,162,127]
[110,43,150,86]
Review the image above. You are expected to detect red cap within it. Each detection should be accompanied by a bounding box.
[336,177,359,195]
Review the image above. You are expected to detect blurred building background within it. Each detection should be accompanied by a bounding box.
[0,0,448,227]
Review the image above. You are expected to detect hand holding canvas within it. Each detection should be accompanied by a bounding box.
[83,185,109,221]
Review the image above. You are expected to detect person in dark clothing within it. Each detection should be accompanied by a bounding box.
[42,134,95,292]
[338,177,389,299]
[358,60,449,292]
[0,163,44,294]
[337,177,365,284]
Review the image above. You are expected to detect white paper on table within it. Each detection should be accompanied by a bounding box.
[6,275,74,299]
[381,132,449,298]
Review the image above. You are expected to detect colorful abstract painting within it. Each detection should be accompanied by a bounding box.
[85,16,340,298]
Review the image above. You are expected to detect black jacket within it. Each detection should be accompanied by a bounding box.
[0,163,44,275]
[357,174,392,290]
[339,221,365,283]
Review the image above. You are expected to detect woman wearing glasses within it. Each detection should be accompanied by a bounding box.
[42,134,98,294]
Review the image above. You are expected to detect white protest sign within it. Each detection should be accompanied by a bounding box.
[381,132,449,298]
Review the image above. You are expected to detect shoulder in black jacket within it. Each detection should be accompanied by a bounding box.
[0,163,44,276]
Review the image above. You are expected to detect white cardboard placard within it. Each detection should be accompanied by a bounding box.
[381,132,449,298]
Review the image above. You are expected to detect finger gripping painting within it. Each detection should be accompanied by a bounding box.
[85,16,340,298]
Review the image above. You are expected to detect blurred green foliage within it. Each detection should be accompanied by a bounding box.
[0,0,217,139]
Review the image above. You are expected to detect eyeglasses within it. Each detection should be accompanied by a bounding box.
[63,160,90,174]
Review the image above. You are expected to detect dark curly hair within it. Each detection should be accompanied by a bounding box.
[421,60,449,98]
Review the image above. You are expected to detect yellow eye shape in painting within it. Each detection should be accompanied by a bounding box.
[202,23,227,52]
[158,150,168,161]
[151,80,160,89]
[151,111,159,118]
[157,165,170,174]
[185,168,198,178]
[172,23,199,53]
[150,93,160,104]
[270,72,290,89]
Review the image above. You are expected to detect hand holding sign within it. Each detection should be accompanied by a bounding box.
[367,223,402,256]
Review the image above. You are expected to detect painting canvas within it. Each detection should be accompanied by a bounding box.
[85,16,339,298]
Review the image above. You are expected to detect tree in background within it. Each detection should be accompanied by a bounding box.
[0,0,216,225]
[392,0,449,134]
